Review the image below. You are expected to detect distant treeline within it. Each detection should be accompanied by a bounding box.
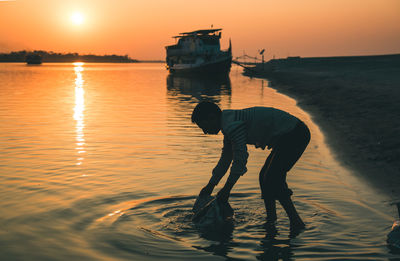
[0,50,139,63]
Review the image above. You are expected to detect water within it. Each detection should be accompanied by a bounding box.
[0,63,398,260]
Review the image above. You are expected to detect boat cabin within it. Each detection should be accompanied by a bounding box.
[166,29,223,58]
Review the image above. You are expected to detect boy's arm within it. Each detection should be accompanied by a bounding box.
[217,123,249,202]
[200,135,233,196]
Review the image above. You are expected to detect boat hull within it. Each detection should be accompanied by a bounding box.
[168,56,232,75]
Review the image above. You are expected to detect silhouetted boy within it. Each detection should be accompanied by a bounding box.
[191,101,310,230]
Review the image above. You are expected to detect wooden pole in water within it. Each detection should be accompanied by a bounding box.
[259,49,265,71]
[262,53,264,71]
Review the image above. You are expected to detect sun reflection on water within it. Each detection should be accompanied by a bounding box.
[73,62,85,167]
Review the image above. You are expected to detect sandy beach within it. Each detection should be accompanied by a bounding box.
[245,54,400,200]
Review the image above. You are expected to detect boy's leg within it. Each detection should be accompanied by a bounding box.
[259,152,277,222]
[262,135,309,228]
[276,122,310,227]
[263,198,277,222]
[265,155,305,229]
[278,196,305,229]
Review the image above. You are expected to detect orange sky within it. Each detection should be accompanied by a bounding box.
[0,0,399,60]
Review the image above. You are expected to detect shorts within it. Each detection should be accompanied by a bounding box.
[259,120,311,200]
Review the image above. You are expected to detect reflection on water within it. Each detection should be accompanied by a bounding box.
[167,73,231,104]
[73,62,85,167]
[0,63,398,261]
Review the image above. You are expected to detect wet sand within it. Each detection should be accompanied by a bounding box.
[244,54,400,200]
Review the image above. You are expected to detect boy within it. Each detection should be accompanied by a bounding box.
[191,101,310,229]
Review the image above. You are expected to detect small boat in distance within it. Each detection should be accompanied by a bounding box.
[165,29,232,74]
[25,53,42,65]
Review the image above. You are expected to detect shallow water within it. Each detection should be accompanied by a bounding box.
[0,63,399,260]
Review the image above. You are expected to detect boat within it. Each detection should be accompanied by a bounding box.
[165,29,232,74]
[25,53,42,65]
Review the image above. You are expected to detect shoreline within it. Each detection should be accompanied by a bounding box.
[243,54,400,200]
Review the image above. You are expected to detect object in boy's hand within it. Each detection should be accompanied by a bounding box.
[193,194,213,213]
[192,195,234,227]
[387,203,400,251]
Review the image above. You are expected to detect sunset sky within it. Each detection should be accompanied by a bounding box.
[0,0,399,60]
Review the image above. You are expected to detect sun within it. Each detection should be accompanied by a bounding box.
[70,12,84,26]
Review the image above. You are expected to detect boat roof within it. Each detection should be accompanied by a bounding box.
[173,29,222,38]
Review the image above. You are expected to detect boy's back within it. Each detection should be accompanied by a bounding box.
[221,107,299,149]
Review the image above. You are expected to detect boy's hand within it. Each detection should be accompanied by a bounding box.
[199,184,214,197]
[217,186,230,203]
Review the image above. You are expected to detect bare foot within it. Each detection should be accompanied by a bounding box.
[289,220,306,238]
[264,221,278,238]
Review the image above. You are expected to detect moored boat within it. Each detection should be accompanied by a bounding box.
[165,29,232,75]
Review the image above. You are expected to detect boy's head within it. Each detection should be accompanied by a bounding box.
[191,101,222,135]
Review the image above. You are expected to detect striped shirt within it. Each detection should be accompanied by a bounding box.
[209,107,299,186]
